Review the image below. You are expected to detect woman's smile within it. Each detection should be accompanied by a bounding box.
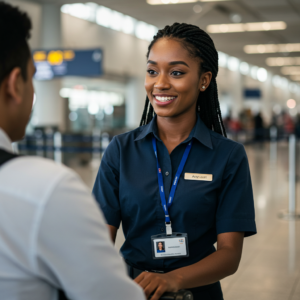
[153,94,178,106]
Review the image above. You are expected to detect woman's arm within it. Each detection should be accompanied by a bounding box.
[108,225,118,243]
[134,232,244,300]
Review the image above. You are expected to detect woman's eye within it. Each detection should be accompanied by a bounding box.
[147,70,157,75]
[171,71,184,76]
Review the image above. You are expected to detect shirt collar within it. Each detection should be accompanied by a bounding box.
[134,114,213,149]
[0,128,13,153]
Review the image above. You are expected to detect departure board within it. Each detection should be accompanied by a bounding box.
[33,49,103,80]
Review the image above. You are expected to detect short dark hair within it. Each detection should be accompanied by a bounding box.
[140,23,226,137]
[0,1,32,85]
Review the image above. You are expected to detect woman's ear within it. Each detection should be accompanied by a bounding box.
[199,71,213,92]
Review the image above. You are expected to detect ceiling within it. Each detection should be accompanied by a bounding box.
[27,0,300,81]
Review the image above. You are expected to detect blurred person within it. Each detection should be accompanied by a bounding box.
[0,2,145,300]
[93,23,256,300]
[253,112,264,143]
[283,111,295,137]
[295,114,300,138]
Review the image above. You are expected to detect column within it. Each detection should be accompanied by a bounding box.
[32,3,66,130]
[125,77,147,129]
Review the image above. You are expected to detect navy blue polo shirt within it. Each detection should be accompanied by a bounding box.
[93,115,256,272]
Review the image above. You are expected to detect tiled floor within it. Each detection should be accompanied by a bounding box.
[71,141,300,300]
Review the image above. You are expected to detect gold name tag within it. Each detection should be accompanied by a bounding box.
[184,173,213,181]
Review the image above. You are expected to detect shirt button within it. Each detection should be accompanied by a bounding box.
[165,171,169,176]
[160,227,164,232]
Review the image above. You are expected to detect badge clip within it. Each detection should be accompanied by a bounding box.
[166,222,172,235]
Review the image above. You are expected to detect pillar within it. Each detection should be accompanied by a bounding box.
[32,3,66,130]
[125,77,147,129]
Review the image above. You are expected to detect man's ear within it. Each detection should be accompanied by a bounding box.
[6,67,24,105]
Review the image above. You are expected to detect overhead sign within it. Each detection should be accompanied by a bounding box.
[244,89,261,100]
[33,48,103,80]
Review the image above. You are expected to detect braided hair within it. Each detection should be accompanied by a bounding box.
[139,22,226,137]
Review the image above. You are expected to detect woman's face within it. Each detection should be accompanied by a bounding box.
[158,243,163,250]
[145,38,211,119]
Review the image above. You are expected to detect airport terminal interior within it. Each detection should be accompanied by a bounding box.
[4,0,300,299]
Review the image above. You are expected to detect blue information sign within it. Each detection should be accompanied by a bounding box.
[244,89,261,99]
[33,48,103,80]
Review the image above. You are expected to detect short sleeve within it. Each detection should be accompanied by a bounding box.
[216,143,256,237]
[92,137,121,228]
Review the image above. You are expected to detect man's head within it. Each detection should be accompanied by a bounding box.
[0,1,35,141]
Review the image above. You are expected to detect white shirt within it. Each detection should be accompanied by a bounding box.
[0,128,145,300]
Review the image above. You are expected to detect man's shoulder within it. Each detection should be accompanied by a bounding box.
[0,156,78,205]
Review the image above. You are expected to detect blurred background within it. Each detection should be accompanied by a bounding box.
[6,0,300,299]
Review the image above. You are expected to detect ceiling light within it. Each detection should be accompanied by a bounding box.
[290,75,300,81]
[230,13,242,23]
[257,68,268,82]
[227,57,239,71]
[62,4,158,42]
[110,11,124,31]
[244,43,300,54]
[266,57,300,66]
[289,82,298,93]
[239,62,250,75]
[96,6,112,27]
[207,21,286,33]
[200,0,235,2]
[122,16,136,34]
[272,75,281,87]
[287,99,296,109]
[147,0,197,4]
[251,66,258,80]
[193,4,202,13]
[281,67,300,75]
[218,51,228,68]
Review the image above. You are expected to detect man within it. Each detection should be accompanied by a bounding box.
[0,2,145,300]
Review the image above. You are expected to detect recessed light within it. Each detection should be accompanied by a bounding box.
[266,57,300,66]
[207,21,286,33]
[281,67,300,75]
[244,43,300,54]
[193,4,202,13]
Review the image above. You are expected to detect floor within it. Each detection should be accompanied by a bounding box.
[70,141,300,300]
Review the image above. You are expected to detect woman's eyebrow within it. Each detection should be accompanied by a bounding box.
[169,61,190,67]
[147,60,190,67]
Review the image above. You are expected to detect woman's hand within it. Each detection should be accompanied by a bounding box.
[134,271,182,300]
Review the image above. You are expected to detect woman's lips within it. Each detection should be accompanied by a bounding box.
[153,95,177,106]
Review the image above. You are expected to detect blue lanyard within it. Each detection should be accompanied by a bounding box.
[152,136,193,234]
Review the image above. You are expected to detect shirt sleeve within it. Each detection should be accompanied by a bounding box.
[216,143,256,237]
[35,171,145,300]
[92,137,121,228]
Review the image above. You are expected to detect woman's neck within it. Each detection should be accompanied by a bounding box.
[156,111,197,154]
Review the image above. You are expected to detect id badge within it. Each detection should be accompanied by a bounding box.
[151,233,189,259]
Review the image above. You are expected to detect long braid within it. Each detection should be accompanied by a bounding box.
[139,22,227,137]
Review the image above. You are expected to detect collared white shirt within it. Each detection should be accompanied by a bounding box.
[0,128,145,300]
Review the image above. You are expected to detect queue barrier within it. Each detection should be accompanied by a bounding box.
[15,131,112,164]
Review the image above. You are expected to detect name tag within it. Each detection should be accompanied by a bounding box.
[184,173,213,181]
[151,233,189,259]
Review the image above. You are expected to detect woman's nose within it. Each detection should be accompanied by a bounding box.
[154,74,171,90]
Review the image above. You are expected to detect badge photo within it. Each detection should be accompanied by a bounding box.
[151,233,189,259]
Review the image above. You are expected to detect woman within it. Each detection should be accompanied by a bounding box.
[93,23,256,300]
[157,242,165,253]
